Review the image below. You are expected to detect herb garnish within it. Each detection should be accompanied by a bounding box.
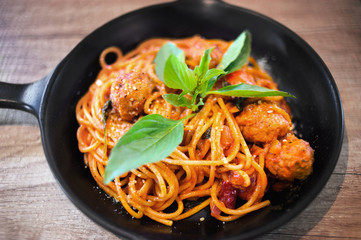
[102,100,112,160]
[156,30,293,111]
[103,30,294,184]
[161,48,226,111]
[103,114,193,184]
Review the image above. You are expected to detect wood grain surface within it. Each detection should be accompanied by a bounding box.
[0,0,360,239]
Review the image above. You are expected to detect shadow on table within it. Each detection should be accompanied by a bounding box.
[257,129,349,240]
[0,109,38,125]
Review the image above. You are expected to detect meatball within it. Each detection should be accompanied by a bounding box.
[180,37,224,68]
[106,112,132,142]
[276,98,292,116]
[236,102,292,143]
[110,71,153,122]
[265,134,314,181]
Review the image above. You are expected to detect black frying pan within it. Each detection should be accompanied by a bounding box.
[0,0,344,239]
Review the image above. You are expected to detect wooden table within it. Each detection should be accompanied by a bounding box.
[0,0,360,239]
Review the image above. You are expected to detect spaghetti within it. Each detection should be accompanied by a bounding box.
[76,36,314,226]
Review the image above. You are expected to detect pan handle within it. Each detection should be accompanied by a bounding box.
[0,74,50,117]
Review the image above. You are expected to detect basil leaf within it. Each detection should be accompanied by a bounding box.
[103,114,185,184]
[234,97,245,111]
[195,48,213,79]
[164,54,196,93]
[197,68,226,95]
[202,68,226,86]
[102,100,112,126]
[201,127,211,139]
[163,94,193,109]
[218,30,251,73]
[194,48,226,97]
[102,100,112,160]
[155,42,185,83]
[206,83,295,98]
[200,76,217,97]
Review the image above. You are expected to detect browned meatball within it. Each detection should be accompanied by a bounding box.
[265,134,314,181]
[236,102,292,143]
[110,71,154,122]
[179,37,224,68]
[106,112,132,142]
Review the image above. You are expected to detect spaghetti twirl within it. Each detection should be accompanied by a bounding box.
[76,36,314,226]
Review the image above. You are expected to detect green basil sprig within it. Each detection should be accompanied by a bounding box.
[101,100,112,160]
[217,30,251,73]
[154,42,185,83]
[207,83,293,98]
[103,114,193,184]
[161,48,226,110]
[155,30,294,111]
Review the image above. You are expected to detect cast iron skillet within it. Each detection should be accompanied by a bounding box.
[0,0,344,239]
